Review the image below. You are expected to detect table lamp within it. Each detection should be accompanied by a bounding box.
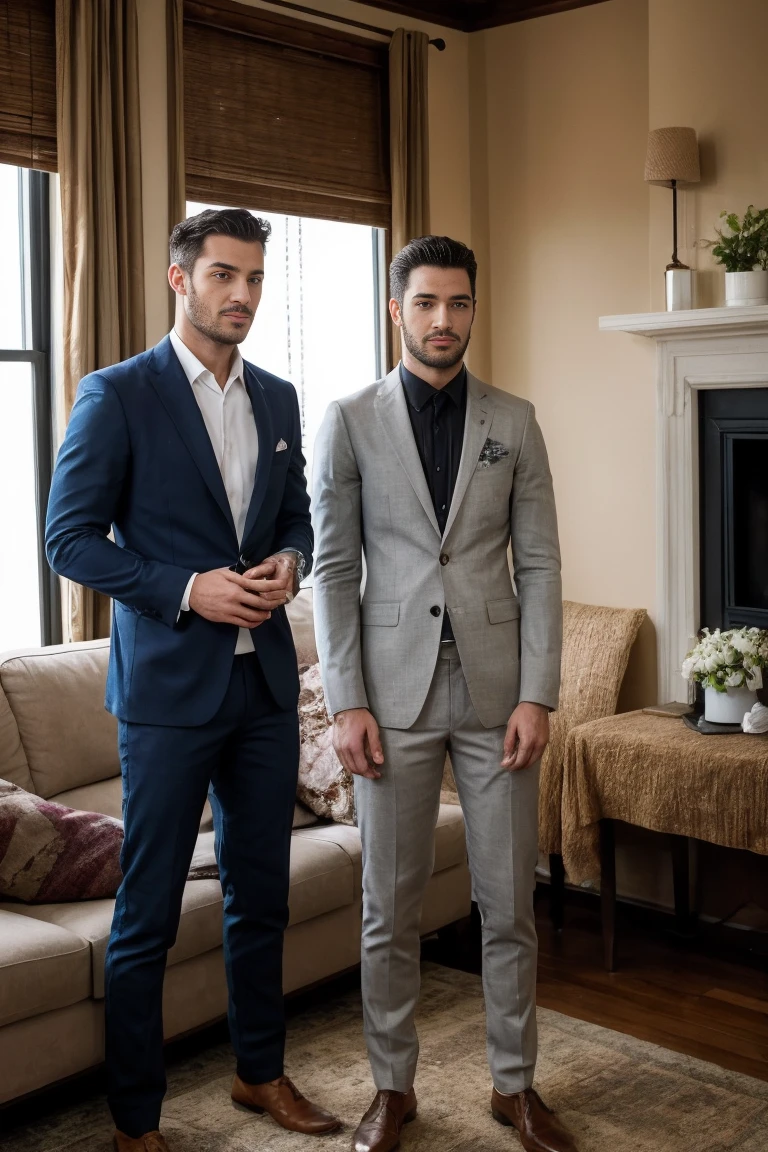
[644,127,700,310]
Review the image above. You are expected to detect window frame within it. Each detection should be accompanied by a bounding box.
[0,167,60,646]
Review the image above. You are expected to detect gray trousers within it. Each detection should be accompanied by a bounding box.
[354,642,540,1095]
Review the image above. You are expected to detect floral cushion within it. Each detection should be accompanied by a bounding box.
[297,664,355,825]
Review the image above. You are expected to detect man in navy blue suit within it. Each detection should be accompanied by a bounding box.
[46,209,340,1151]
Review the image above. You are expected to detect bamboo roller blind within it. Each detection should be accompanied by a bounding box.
[184,0,391,227]
[0,0,57,171]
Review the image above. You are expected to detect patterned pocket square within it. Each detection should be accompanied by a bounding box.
[477,437,510,468]
[275,439,288,452]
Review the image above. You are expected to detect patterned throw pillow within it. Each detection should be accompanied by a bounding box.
[297,664,355,825]
[0,779,123,902]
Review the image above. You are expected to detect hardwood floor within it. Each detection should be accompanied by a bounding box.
[423,889,768,1084]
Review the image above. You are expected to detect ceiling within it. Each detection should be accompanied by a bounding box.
[354,0,610,32]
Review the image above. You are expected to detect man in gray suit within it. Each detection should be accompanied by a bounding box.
[312,237,577,1152]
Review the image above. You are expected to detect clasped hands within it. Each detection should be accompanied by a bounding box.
[333,700,549,780]
[188,553,296,628]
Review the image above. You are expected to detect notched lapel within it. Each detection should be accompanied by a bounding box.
[240,365,275,550]
[442,375,494,541]
[375,370,441,538]
[148,337,237,539]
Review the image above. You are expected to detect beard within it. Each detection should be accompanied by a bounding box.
[400,317,471,370]
[185,282,253,346]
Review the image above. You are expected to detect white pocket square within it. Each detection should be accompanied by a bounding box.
[275,439,288,452]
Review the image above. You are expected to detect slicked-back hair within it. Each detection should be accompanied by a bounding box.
[170,208,272,273]
[390,235,477,306]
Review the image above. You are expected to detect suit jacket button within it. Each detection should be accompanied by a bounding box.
[439,553,449,566]
[430,605,442,617]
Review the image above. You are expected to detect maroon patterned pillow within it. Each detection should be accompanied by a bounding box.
[0,779,123,902]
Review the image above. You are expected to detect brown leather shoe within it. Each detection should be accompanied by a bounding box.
[491,1087,578,1152]
[113,1132,168,1152]
[231,1073,341,1135]
[352,1089,418,1152]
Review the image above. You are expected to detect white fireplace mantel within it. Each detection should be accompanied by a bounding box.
[599,305,768,703]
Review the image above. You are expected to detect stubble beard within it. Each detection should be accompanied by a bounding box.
[400,317,470,371]
[185,281,251,346]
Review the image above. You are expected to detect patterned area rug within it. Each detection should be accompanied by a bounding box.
[3,963,767,1151]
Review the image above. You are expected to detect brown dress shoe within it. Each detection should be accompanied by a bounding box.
[231,1073,341,1135]
[491,1087,578,1152]
[352,1089,418,1152]
[113,1132,169,1152]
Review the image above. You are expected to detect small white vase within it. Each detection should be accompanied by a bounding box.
[704,684,757,725]
[724,270,768,307]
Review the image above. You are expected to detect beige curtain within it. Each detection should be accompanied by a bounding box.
[388,28,430,369]
[56,0,146,642]
[167,0,185,327]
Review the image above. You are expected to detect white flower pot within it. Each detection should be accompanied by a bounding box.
[704,684,757,725]
[724,270,768,307]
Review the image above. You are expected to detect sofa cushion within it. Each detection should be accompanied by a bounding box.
[286,588,317,670]
[0,681,33,792]
[4,877,225,999]
[51,776,125,821]
[0,780,123,902]
[0,908,91,1026]
[188,831,354,925]
[288,834,353,927]
[54,779,221,837]
[6,830,354,998]
[0,640,118,798]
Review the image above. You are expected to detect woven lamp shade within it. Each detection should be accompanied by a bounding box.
[644,127,700,186]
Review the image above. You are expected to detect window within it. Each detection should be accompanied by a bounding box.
[0,163,58,649]
[188,202,386,489]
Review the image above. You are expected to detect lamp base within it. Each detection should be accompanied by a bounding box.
[665,266,695,311]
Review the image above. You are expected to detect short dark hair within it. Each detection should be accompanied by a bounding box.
[169,208,272,272]
[389,235,477,305]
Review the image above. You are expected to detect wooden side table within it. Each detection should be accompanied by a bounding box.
[561,711,768,971]
[599,820,696,971]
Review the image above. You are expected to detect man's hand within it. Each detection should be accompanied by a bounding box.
[502,701,550,771]
[189,561,288,627]
[333,708,384,780]
[252,552,299,600]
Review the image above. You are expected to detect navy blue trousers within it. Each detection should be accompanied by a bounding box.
[104,653,299,1138]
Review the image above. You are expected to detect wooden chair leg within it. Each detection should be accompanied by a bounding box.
[670,833,694,934]
[549,853,566,931]
[600,818,617,972]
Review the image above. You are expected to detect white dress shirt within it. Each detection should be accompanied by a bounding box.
[169,328,259,655]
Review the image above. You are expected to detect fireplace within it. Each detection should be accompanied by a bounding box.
[700,388,768,633]
[599,303,768,702]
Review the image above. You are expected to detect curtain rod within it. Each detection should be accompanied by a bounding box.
[258,0,447,49]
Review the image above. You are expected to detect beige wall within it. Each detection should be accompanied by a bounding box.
[475,0,768,707]
[476,0,657,707]
[648,0,768,310]
[136,0,473,349]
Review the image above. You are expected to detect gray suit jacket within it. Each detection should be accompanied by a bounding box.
[312,366,562,730]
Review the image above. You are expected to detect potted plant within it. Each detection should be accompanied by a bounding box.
[682,626,768,724]
[701,206,768,306]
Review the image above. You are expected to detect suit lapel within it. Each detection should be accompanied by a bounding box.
[240,364,275,551]
[147,336,237,539]
[442,373,494,541]
[375,368,441,538]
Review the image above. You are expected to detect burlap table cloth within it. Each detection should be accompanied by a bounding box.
[561,710,768,883]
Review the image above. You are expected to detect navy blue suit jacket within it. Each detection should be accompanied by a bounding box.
[45,336,313,726]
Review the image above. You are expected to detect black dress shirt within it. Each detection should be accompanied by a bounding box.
[401,362,467,640]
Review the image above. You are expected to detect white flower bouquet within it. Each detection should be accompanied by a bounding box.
[682,626,768,692]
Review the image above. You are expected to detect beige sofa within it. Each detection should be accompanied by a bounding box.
[0,591,471,1105]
